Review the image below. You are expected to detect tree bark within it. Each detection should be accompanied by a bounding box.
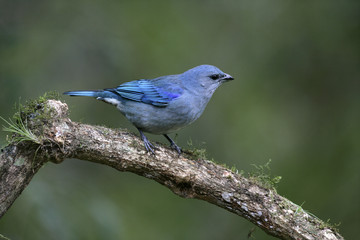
[0,99,344,240]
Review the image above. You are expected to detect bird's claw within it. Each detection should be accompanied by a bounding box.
[170,142,182,156]
[163,134,181,156]
[144,139,156,155]
[139,129,156,155]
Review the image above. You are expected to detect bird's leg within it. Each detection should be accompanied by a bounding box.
[137,129,155,155]
[163,134,182,155]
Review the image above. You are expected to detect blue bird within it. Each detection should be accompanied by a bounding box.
[63,65,233,154]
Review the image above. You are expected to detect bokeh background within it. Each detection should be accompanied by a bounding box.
[0,1,359,239]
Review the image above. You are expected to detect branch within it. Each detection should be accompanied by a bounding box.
[0,99,343,240]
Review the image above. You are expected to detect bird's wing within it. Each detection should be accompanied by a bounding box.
[108,78,183,107]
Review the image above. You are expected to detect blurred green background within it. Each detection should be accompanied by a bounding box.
[1,0,359,239]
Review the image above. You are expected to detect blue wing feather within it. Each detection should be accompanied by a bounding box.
[110,79,183,107]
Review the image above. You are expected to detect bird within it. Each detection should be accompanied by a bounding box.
[63,65,233,155]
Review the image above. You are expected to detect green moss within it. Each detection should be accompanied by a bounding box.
[183,138,208,160]
[15,91,61,121]
[303,207,341,232]
[278,197,341,233]
[319,219,341,233]
[293,201,306,217]
[230,165,239,174]
[183,141,280,191]
[248,159,282,190]
[1,91,61,145]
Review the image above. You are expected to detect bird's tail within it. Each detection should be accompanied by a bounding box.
[63,90,122,105]
[63,90,106,97]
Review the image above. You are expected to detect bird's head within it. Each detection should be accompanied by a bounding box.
[181,65,233,94]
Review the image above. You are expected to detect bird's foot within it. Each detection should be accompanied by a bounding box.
[138,129,156,155]
[143,138,156,155]
[163,134,182,156]
[170,142,182,156]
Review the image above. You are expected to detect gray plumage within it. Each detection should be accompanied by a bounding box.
[64,65,233,154]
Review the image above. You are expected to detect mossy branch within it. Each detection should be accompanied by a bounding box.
[0,95,344,240]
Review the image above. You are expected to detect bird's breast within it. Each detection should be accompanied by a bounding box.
[116,93,209,134]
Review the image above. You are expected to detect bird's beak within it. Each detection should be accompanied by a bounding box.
[222,73,234,82]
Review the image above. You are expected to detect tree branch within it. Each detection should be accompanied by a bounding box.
[0,99,343,240]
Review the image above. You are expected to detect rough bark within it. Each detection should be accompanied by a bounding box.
[0,99,343,240]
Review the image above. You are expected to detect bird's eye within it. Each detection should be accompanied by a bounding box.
[209,74,221,80]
